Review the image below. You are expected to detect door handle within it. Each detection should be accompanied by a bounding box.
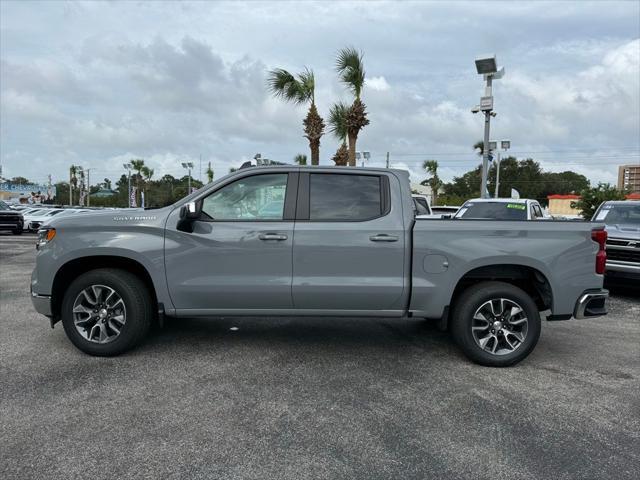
[259,233,288,241]
[369,234,399,242]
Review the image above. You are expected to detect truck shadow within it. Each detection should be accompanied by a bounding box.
[144,316,460,357]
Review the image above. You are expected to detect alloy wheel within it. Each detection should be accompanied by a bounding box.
[471,298,528,356]
[72,285,126,344]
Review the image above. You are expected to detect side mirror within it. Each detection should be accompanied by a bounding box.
[180,201,201,221]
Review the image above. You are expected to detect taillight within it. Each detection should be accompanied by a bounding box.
[591,228,607,274]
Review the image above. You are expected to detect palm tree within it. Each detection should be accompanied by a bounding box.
[328,102,349,166]
[473,140,485,157]
[335,47,370,166]
[267,67,325,165]
[421,160,443,205]
[294,154,307,165]
[206,162,214,183]
[103,178,112,190]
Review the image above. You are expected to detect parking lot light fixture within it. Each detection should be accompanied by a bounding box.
[182,162,195,194]
[475,55,497,75]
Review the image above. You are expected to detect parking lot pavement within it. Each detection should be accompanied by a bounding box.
[1,233,639,480]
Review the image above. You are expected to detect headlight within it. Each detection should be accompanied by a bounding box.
[36,228,56,249]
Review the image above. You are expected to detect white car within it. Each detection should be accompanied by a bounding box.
[23,209,65,231]
[453,198,549,221]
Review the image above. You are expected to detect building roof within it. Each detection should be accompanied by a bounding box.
[625,193,640,200]
[547,194,581,200]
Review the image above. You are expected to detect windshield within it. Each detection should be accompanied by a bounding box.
[455,202,528,220]
[593,203,640,225]
[0,200,9,210]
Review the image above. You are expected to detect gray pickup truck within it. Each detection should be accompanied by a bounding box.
[31,166,609,366]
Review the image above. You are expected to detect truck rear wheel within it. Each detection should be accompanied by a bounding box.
[450,281,541,367]
[61,268,153,356]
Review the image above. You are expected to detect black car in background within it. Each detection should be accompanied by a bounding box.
[0,200,23,235]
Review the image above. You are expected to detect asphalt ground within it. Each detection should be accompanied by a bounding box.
[1,233,639,480]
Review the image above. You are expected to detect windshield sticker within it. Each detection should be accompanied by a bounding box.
[506,203,526,210]
[594,210,609,221]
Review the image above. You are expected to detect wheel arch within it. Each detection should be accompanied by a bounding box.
[51,256,158,319]
[451,264,554,315]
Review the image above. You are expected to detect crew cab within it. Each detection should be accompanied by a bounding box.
[454,198,548,221]
[31,167,608,366]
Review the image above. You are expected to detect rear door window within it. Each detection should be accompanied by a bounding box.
[308,174,385,221]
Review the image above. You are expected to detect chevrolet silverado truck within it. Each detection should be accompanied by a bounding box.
[592,200,640,280]
[0,200,24,234]
[31,166,609,366]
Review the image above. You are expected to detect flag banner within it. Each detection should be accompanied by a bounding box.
[141,191,145,209]
[79,191,86,206]
[130,187,138,207]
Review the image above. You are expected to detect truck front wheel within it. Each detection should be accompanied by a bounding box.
[450,281,541,367]
[61,268,153,356]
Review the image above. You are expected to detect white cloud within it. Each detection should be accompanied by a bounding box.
[366,76,390,91]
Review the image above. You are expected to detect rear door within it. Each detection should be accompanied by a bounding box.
[291,171,406,312]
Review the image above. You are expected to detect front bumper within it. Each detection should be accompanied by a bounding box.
[574,289,608,319]
[31,291,52,316]
[606,260,640,277]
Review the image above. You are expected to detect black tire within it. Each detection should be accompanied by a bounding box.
[450,281,541,367]
[12,229,22,235]
[61,268,153,356]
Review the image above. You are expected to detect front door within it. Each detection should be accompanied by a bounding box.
[165,172,296,312]
[292,172,406,312]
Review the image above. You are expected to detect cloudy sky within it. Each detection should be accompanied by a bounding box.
[1,0,639,188]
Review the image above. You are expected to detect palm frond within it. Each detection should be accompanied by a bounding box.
[296,68,315,104]
[267,68,312,105]
[335,47,365,98]
[328,102,349,141]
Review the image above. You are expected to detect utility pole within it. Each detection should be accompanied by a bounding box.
[86,168,91,206]
[69,167,73,206]
[481,82,492,198]
[386,152,390,168]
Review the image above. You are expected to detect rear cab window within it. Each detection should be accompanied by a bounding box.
[303,173,389,221]
[455,202,528,220]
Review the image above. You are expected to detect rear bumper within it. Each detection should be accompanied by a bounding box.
[574,289,608,319]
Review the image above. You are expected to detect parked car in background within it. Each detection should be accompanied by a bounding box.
[454,198,548,221]
[412,194,431,215]
[32,166,608,367]
[412,194,444,219]
[430,206,460,218]
[0,200,24,234]
[24,208,64,231]
[592,200,640,280]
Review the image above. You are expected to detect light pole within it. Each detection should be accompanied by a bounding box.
[495,140,510,198]
[123,163,132,207]
[472,55,504,198]
[182,162,194,194]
